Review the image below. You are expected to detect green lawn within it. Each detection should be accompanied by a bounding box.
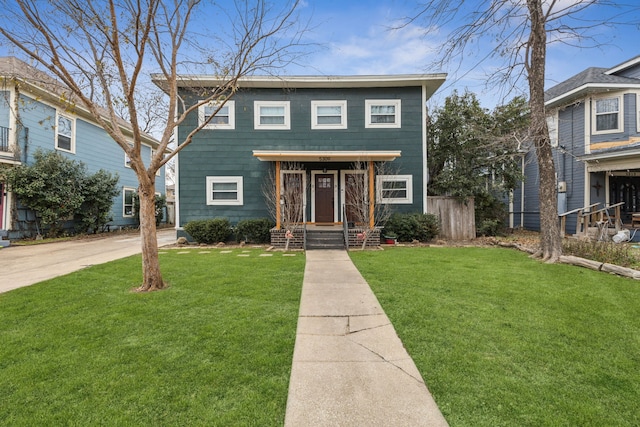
[351,247,640,427]
[0,249,304,426]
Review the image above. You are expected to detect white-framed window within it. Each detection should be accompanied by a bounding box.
[254,101,290,130]
[56,113,75,152]
[546,114,558,147]
[311,100,347,129]
[365,99,401,128]
[376,175,413,204]
[198,100,235,129]
[592,95,623,134]
[206,176,243,205]
[123,187,136,217]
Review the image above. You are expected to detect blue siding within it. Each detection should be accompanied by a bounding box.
[177,86,425,226]
[5,92,163,236]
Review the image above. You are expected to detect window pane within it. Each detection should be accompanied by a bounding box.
[596,113,618,131]
[371,114,396,124]
[382,181,407,190]
[57,135,72,150]
[58,116,72,137]
[260,115,285,125]
[318,106,341,115]
[212,192,238,200]
[212,182,237,191]
[383,189,407,199]
[260,106,285,116]
[317,116,342,125]
[596,98,618,114]
[371,105,395,114]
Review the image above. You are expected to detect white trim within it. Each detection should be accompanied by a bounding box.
[254,100,290,130]
[591,94,623,135]
[365,99,401,128]
[206,176,243,206]
[174,152,180,228]
[422,84,428,213]
[198,100,235,130]
[546,113,558,147]
[545,83,640,109]
[376,175,413,204]
[55,112,75,153]
[584,101,591,154]
[253,150,401,162]
[340,169,367,223]
[605,56,640,75]
[311,100,347,129]
[311,170,338,222]
[123,187,136,218]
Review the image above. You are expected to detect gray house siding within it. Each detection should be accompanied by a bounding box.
[177,85,425,227]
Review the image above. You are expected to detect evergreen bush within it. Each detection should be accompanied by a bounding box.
[236,218,274,243]
[184,218,232,244]
[384,212,439,242]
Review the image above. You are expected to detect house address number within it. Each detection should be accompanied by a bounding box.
[319,156,331,161]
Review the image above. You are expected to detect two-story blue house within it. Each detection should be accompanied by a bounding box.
[163,74,446,246]
[0,56,165,240]
[512,55,640,236]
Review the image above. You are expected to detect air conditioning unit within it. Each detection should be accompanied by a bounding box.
[557,181,567,192]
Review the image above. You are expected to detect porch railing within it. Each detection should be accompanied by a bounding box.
[0,126,9,152]
[342,203,349,252]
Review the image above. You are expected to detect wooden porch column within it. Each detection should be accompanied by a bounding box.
[369,160,375,228]
[275,161,281,230]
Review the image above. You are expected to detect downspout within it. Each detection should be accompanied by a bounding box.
[422,84,428,213]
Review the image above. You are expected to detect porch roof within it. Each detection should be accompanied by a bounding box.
[252,150,401,162]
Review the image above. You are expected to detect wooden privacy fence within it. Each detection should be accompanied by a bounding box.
[427,196,476,240]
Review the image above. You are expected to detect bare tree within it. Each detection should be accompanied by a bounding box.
[262,162,306,250]
[0,0,305,290]
[407,0,639,262]
[344,161,393,249]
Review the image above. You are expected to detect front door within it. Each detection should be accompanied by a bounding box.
[315,174,334,223]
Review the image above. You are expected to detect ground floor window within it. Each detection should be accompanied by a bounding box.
[610,175,640,219]
[376,175,412,204]
[206,176,243,205]
[123,187,136,217]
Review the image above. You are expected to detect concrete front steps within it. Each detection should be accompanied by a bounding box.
[0,230,9,248]
[306,229,345,250]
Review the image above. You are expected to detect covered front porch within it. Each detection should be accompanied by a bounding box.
[253,150,401,249]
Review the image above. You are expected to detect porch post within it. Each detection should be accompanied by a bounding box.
[276,161,281,230]
[369,160,375,228]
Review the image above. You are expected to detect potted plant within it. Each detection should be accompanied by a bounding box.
[383,231,398,244]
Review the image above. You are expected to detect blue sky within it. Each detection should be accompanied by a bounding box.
[285,0,640,109]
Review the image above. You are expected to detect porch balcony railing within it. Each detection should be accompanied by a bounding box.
[0,126,9,152]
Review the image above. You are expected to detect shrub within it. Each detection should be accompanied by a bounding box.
[236,218,274,243]
[184,218,232,244]
[383,212,439,242]
[563,239,637,268]
[475,192,508,236]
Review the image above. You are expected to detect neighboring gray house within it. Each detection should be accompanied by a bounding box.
[160,74,446,246]
[0,56,165,239]
[512,55,640,235]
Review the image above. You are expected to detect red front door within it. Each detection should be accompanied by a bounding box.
[315,174,334,223]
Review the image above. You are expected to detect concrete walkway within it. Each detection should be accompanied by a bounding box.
[0,229,176,293]
[285,250,449,426]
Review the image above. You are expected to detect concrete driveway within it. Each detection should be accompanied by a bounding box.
[0,229,176,294]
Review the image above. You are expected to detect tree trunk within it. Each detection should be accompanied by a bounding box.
[527,0,562,262]
[136,180,165,291]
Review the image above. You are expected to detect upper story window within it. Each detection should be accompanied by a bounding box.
[311,100,347,129]
[56,113,75,152]
[365,99,401,128]
[593,95,623,134]
[198,100,235,130]
[254,101,290,130]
